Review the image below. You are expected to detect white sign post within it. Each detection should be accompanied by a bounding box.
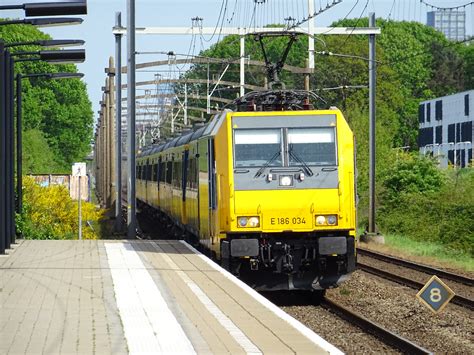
[72,163,87,240]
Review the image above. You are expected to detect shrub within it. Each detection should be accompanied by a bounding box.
[378,164,474,256]
[18,176,103,240]
[380,152,446,207]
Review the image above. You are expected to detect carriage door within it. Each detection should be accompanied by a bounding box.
[145,158,149,203]
[208,139,217,239]
[182,150,189,224]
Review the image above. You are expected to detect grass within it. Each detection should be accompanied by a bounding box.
[382,233,474,272]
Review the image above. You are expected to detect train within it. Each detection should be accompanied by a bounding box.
[136,102,357,291]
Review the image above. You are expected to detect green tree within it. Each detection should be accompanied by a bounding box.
[458,43,474,90]
[0,22,93,172]
[22,129,63,174]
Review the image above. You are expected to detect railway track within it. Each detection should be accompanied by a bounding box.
[357,262,474,310]
[320,298,432,355]
[264,291,433,353]
[357,248,474,286]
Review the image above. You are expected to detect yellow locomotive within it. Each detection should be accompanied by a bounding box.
[136,106,357,291]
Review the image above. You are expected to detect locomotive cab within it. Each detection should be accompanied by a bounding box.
[218,109,357,291]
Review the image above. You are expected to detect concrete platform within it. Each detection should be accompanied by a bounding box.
[0,240,342,354]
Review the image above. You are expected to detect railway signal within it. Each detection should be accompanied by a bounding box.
[416,275,455,314]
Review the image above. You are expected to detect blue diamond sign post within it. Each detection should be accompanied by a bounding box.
[416,275,455,314]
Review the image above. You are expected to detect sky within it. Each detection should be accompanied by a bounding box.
[2,0,473,120]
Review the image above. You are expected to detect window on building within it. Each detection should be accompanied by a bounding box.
[448,124,455,142]
[418,104,425,123]
[427,103,431,122]
[435,100,443,121]
[418,127,434,147]
[468,149,473,166]
[436,126,442,144]
[456,123,461,142]
[461,121,472,141]
[465,94,469,116]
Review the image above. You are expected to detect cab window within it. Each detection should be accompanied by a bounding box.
[234,129,282,168]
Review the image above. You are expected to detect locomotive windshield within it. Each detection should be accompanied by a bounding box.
[234,129,282,167]
[288,128,336,166]
[234,127,337,168]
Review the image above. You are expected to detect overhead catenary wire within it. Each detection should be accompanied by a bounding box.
[421,0,474,11]
[340,0,370,47]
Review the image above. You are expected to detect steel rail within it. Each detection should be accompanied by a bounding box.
[357,262,474,311]
[321,298,432,355]
[358,248,474,286]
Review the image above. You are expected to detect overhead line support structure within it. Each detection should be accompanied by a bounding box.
[112,25,380,97]
[112,24,380,240]
[368,13,377,235]
[126,0,136,239]
[114,11,123,233]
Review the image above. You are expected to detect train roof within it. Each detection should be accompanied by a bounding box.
[137,110,234,159]
[138,124,209,158]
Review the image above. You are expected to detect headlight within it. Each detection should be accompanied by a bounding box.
[248,217,260,227]
[238,217,248,227]
[279,175,293,186]
[327,215,337,225]
[237,216,260,228]
[316,216,326,225]
[315,215,338,226]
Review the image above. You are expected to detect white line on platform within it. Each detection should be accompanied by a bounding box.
[179,240,343,355]
[105,242,196,355]
[154,243,262,355]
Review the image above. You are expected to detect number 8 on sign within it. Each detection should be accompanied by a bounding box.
[416,275,455,314]
[430,288,442,303]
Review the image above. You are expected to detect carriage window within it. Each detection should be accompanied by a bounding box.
[288,128,336,166]
[166,161,172,183]
[234,129,282,167]
[152,164,158,182]
[159,161,166,182]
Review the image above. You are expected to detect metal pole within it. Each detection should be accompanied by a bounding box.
[368,13,376,234]
[0,41,6,254]
[16,74,23,238]
[9,56,15,244]
[5,52,12,248]
[304,59,310,91]
[184,82,188,126]
[307,0,315,71]
[115,11,123,232]
[108,58,116,210]
[78,175,82,240]
[240,31,245,97]
[127,0,137,238]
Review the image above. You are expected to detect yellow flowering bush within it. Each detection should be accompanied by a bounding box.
[18,176,104,240]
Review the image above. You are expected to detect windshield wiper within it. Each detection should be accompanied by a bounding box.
[289,145,314,177]
[254,151,281,178]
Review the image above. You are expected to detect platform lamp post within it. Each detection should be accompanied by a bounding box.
[0,1,87,17]
[0,2,87,254]
[6,39,85,49]
[0,17,83,27]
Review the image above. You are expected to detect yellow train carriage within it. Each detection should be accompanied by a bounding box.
[137,108,356,291]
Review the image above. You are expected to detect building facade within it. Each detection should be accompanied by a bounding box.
[427,10,465,41]
[419,91,473,168]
